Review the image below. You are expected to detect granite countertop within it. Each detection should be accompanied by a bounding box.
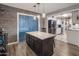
[68,28,79,31]
[26,31,55,40]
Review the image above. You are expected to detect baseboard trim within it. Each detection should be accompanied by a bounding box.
[7,42,18,45]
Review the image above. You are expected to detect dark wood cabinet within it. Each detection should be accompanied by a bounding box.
[26,32,55,56]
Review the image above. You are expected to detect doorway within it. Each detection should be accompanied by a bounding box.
[17,13,39,42]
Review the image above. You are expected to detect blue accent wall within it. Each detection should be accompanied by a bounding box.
[19,15,38,42]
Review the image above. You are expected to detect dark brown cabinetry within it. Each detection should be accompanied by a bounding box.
[26,32,55,56]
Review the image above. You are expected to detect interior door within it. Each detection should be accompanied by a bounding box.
[19,15,38,42]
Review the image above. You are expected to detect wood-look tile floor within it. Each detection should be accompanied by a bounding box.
[7,40,79,56]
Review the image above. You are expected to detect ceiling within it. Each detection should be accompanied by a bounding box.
[2,3,78,14]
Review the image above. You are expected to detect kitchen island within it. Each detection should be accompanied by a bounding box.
[26,32,55,56]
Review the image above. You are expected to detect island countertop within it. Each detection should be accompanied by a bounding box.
[26,31,55,40]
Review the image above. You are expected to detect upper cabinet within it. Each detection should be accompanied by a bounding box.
[72,10,79,24]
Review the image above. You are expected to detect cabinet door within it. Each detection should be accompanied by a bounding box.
[67,31,79,46]
[77,11,79,23]
[72,11,78,24]
[26,34,30,45]
[33,39,42,55]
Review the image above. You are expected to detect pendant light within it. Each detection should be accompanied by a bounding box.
[42,13,46,18]
[33,5,36,20]
[42,3,46,18]
[37,3,40,19]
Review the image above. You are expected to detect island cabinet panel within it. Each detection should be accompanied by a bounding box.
[42,37,54,56]
[26,32,55,56]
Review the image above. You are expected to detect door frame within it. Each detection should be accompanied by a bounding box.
[17,12,40,42]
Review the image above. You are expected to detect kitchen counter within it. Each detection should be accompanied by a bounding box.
[68,28,79,31]
[26,31,55,40]
[66,30,79,46]
[26,31,55,56]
